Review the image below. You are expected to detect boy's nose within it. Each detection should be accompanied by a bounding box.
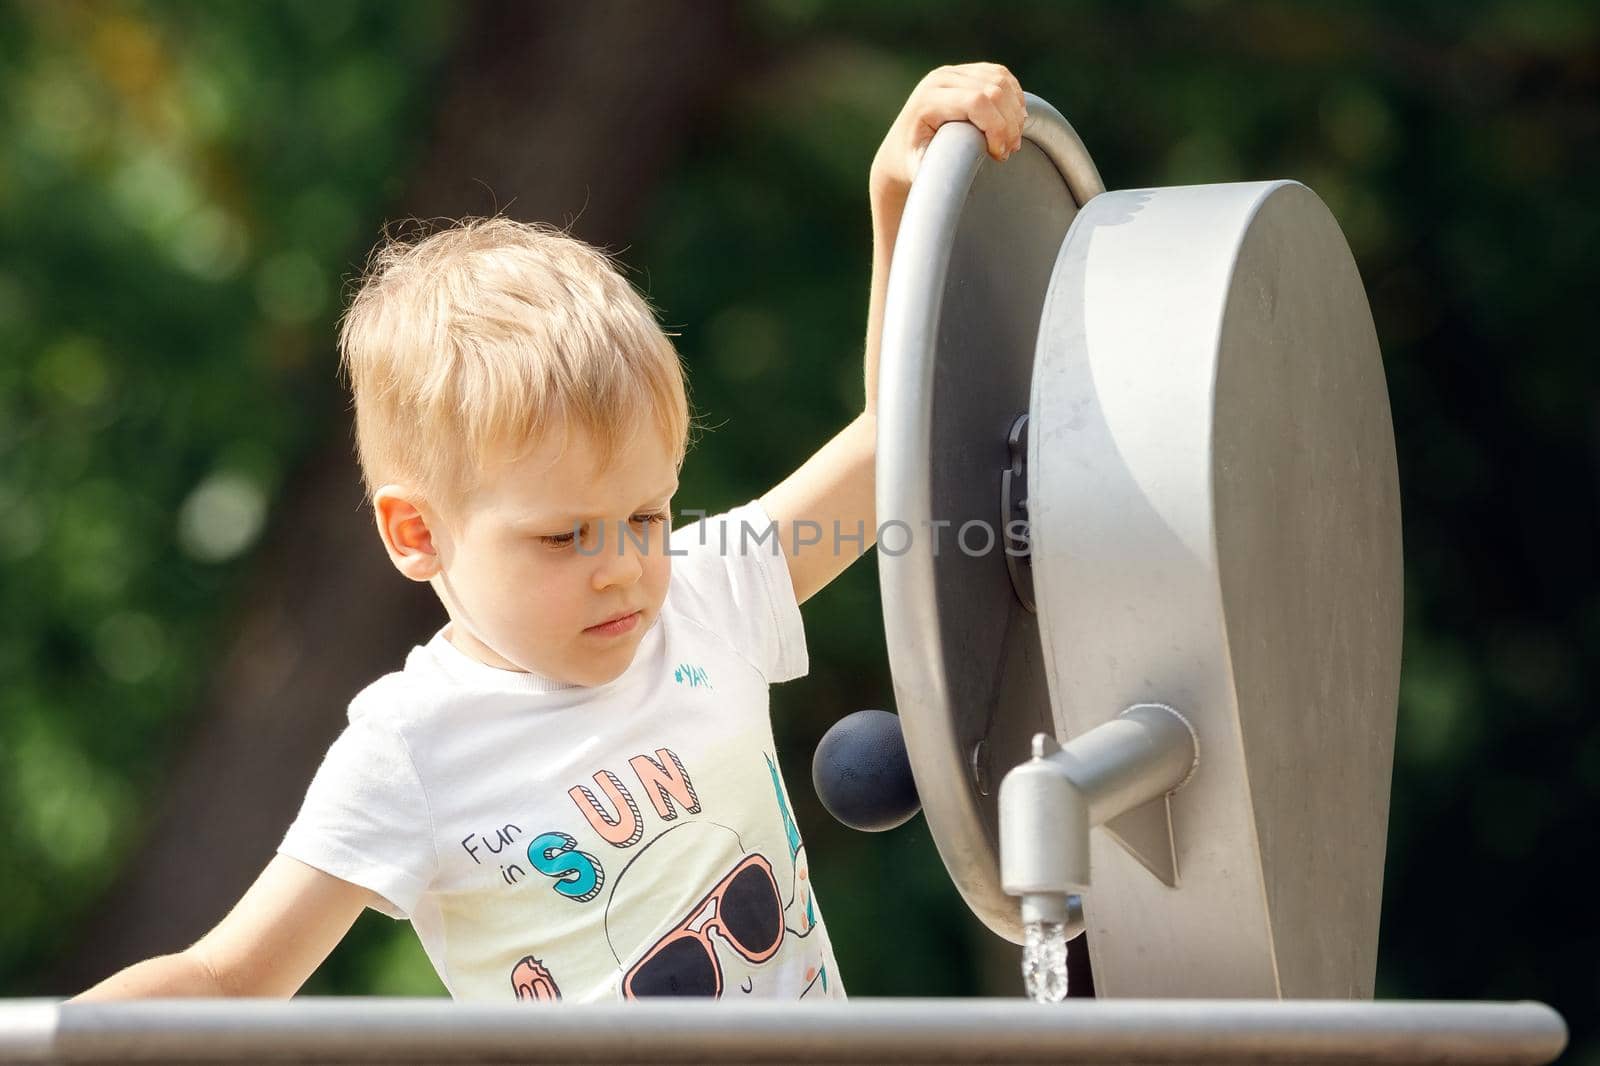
[591,521,646,589]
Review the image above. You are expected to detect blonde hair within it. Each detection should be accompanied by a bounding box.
[337,216,695,521]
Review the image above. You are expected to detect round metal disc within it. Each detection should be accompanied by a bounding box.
[1026,180,1402,995]
[876,96,1104,944]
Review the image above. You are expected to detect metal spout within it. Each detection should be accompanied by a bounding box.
[999,703,1197,921]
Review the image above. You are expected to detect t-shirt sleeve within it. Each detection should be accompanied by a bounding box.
[277,692,436,920]
[668,497,809,684]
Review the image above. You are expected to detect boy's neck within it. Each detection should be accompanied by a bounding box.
[443,622,560,683]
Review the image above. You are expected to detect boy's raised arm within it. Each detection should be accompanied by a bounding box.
[761,63,1026,607]
[72,854,374,1000]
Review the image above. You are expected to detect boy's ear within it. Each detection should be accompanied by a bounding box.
[373,486,441,582]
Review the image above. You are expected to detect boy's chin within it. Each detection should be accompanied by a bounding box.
[575,642,643,686]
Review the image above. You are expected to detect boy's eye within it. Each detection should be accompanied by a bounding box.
[539,513,668,549]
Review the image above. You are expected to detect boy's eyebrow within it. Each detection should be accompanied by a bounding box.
[512,481,679,529]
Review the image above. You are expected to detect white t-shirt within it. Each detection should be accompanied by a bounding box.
[279,500,845,1002]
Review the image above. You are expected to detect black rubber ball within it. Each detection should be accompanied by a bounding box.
[812,709,922,832]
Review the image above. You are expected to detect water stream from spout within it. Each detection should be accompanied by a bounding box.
[1021,920,1069,1002]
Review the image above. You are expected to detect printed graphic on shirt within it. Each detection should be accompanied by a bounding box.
[510,956,561,1001]
[609,823,787,997]
[569,749,701,847]
[673,663,713,688]
[499,746,829,1000]
[523,830,605,902]
[766,751,830,995]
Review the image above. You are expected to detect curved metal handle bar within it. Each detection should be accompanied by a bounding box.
[875,94,1104,943]
[1020,92,1107,203]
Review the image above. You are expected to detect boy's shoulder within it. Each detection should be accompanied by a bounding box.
[340,669,425,737]
[344,641,455,730]
[347,669,412,716]
[666,499,808,686]
[665,501,769,621]
[670,500,778,555]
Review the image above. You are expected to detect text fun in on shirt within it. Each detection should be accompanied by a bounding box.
[459,748,699,897]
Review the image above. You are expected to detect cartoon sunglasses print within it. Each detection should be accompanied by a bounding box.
[623,853,784,997]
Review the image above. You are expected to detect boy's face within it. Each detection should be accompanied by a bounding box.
[376,425,678,687]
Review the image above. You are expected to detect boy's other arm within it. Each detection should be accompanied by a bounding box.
[761,411,877,609]
[756,122,905,606]
[760,63,1024,607]
[71,854,375,999]
[756,67,917,608]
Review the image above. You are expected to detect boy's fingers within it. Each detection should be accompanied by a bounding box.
[947,60,1014,87]
[906,64,1027,160]
[931,67,1026,154]
[916,87,1011,159]
[949,62,1024,110]
[988,81,1026,148]
[998,88,1026,152]
[973,93,1014,159]
[965,85,1025,158]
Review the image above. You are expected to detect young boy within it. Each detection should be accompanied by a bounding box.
[75,63,1026,1002]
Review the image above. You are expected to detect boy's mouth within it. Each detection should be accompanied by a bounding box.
[586,610,641,636]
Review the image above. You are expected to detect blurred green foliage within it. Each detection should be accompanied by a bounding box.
[1,0,1595,1059]
[0,0,458,988]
